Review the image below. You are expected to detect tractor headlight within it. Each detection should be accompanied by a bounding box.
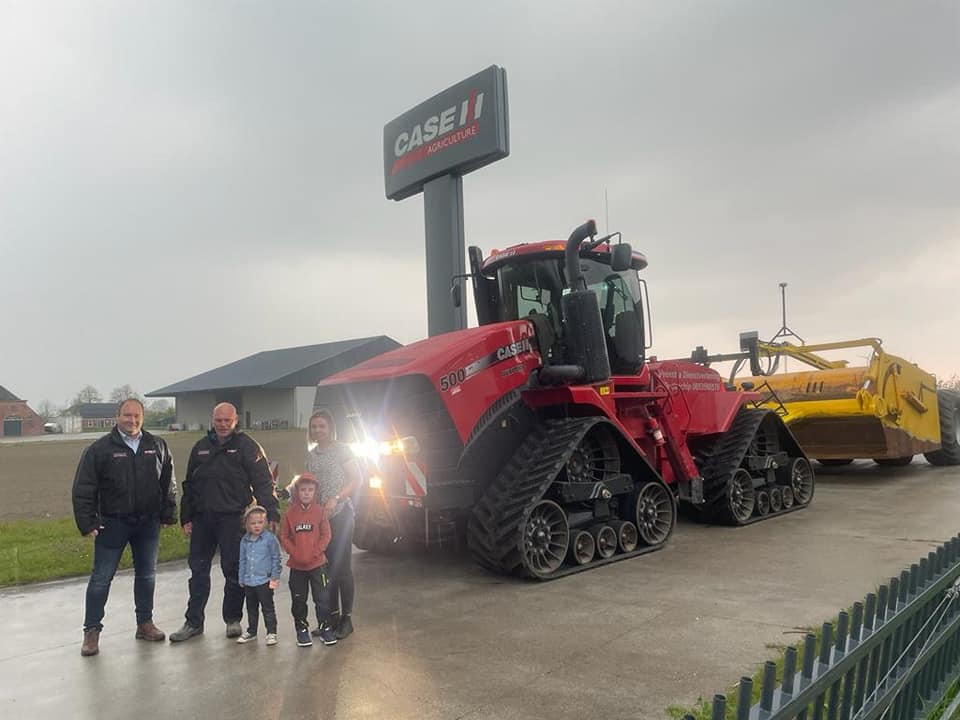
[349,435,420,461]
[368,476,383,490]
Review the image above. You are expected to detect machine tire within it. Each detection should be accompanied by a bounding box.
[634,481,676,547]
[756,490,771,516]
[521,500,570,577]
[590,524,618,559]
[781,485,795,509]
[568,530,595,565]
[874,456,914,467]
[818,458,854,467]
[769,486,783,513]
[609,520,639,553]
[723,468,756,525]
[924,390,960,466]
[779,457,815,506]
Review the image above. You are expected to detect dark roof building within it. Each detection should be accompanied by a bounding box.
[147,336,400,430]
[0,386,23,403]
[65,402,120,431]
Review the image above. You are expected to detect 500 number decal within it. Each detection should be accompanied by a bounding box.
[439,369,467,392]
[438,338,535,393]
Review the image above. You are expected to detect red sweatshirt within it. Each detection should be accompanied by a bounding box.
[281,502,331,570]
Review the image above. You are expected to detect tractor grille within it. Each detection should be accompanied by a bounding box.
[314,375,464,488]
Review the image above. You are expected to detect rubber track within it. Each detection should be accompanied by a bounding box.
[696,408,810,525]
[468,417,603,578]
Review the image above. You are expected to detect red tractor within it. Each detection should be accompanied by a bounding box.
[316,220,814,579]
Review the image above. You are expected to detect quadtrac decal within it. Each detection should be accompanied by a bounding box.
[439,338,534,393]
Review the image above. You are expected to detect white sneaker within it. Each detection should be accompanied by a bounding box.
[236,631,257,644]
[265,633,277,646]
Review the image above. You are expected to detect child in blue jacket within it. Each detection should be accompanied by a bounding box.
[237,505,282,645]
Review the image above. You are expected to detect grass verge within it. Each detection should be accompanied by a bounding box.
[928,676,960,720]
[0,517,190,586]
[665,617,841,719]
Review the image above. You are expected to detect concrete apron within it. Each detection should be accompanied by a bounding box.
[3,461,959,720]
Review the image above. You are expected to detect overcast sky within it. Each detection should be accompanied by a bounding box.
[1,1,957,407]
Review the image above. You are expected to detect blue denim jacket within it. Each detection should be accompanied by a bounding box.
[239,530,282,587]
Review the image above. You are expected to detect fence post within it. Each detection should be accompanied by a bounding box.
[736,676,752,720]
[760,661,776,713]
[711,694,726,720]
[813,623,833,720]
[799,633,817,720]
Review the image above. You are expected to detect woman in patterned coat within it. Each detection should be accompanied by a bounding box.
[304,409,361,639]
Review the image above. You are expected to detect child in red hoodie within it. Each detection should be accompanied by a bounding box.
[280,473,335,647]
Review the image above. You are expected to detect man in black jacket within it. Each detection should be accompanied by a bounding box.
[72,398,177,657]
[169,402,279,642]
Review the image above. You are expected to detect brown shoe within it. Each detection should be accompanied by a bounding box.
[81,629,100,656]
[135,622,165,641]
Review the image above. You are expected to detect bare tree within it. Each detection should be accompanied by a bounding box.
[35,399,61,420]
[109,384,141,403]
[145,399,175,428]
[146,399,171,413]
[72,385,102,406]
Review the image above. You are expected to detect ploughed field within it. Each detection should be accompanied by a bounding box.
[0,429,307,521]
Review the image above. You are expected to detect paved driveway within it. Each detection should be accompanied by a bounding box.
[3,461,958,720]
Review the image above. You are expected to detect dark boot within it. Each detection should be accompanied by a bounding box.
[335,615,353,640]
[135,622,165,641]
[169,623,203,642]
[81,629,100,656]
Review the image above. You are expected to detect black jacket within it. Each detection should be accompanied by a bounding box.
[72,427,177,536]
[180,430,279,524]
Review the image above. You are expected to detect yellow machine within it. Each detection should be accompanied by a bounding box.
[691,333,960,467]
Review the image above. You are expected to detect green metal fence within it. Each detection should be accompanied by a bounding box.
[686,535,960,720]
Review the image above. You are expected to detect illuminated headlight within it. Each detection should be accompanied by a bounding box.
[378,436,420,456]
[349,436,420,461]
[348,440,381,463]
[368,476,383,490]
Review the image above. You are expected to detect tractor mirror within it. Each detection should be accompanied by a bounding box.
[611,243,633,272]
[451,282,462,308]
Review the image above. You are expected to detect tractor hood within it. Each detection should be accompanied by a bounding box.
[318,320,541,442]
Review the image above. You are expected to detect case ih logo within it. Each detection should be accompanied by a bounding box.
[391,90,484,175]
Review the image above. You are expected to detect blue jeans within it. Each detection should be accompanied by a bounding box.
[326,504,355,618]
[83,514,161,631]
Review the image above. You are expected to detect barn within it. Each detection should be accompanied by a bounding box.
[0,386,44,438]
[146,336,400,431]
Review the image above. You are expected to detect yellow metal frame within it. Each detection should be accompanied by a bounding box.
[738,338,941,460]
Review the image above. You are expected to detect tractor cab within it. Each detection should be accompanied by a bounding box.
[470,238,651,375]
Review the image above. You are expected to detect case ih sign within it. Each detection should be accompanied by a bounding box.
[384,65,509,201]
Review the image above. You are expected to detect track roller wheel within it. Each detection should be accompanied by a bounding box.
[521,500,569,578]
[874,456,913,467]
[780,457,815,506]
[756,490,771,516]
[634,482,676,546]
[781,485,794,509]
[568,529,595,566]
[726,468,756,524]
[590,525,618,559]
[818,458,854,467]
[609,520,639,553]
[769,486,783,512]
[925,390,960,466]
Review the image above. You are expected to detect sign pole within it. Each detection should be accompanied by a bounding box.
[423,174,467,336]
[383,65,509,337]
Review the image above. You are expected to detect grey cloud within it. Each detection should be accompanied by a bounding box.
[1,0,957,404]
